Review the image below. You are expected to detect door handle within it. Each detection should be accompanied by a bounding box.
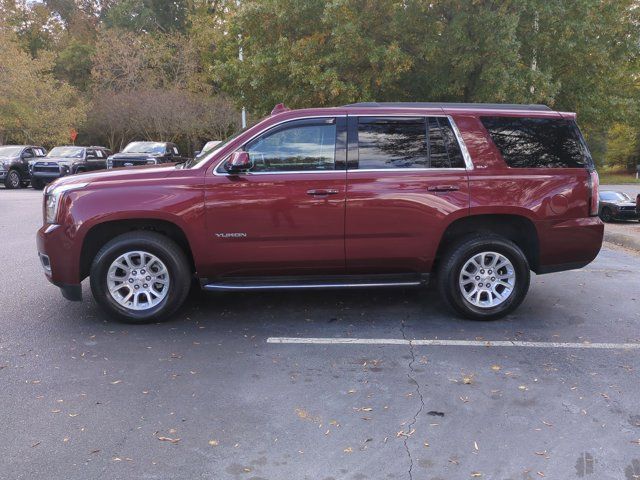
[427,185,460,192]
[307,189,339,196]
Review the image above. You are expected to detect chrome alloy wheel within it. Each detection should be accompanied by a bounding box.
[458,251,516,309]
[107,251,170,311]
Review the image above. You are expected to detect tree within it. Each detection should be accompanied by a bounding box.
[101,0,191,33]
[0,30,86,145]
[207,0,640,135]
[605,123,639,170]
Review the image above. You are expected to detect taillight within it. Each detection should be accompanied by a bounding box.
[588,170,599,216]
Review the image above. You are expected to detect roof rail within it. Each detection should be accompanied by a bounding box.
[343,102,552,112]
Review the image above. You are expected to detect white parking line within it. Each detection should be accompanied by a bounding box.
[267,337,640,350]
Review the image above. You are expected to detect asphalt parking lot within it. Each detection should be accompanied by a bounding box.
[1,188,640,480]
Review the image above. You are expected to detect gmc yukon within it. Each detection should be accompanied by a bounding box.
[36,103,604,323]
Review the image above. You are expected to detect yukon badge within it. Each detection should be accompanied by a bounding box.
[215,232,247,238]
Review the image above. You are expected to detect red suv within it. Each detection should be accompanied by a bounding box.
[36,102,603,323]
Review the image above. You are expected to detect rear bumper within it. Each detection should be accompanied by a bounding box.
[36,224,82,300]
[535,216,604,274]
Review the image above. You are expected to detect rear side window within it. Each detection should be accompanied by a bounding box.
[357,117,465,169]
[481,116,594,169]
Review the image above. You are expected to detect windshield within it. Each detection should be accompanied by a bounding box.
[600,191,631,202]
[0,146,22,158]
[47,147,84,158]
[184,131,244,168]
[123,142,166,154]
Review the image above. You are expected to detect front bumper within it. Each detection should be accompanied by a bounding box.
[31,171,66,182]
[612,209,639,220]
[36,224,82,301]
[0,170,6,180]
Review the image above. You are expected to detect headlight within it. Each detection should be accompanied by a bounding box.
[44,182,88,224]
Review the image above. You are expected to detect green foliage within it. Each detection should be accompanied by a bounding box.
[0,31,87,145]
[1,0,639,157]
[208,0,640,133]
[101,0,191,33]
[54,40,96,91]
[604,123,639,170]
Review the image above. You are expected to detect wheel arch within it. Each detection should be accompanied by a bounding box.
[79,218,196,281]
[434,214,540,272]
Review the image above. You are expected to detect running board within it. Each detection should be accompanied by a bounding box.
[201,274,429,292]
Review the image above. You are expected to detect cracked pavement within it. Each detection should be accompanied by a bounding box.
[2,189,640,479]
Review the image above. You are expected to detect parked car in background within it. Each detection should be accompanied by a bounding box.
[194,140,222,157]
[36,102,603,323]
[30,146,111,189]
[0,145,47,189]
[107,142,187,169]
[598,190,639,222]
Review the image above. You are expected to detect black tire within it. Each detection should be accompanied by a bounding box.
[90,231,191,323]
[31,178,45,190]
[599,207,613,223]
[4,170,22,189]
[437,234,531,321]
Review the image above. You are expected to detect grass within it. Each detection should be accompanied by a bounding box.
[598,170,640,185]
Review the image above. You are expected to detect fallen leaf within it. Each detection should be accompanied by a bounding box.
[537,472,545,477]
[542,420,553,427]
[90,449,100,454]
[491,365,501,371]
[157,436,180,444]
[344,447,353,453]
[110,380,122,385]
[208,440,219,447]
[471,473,482,477]
[474,441,479,451]
[31,442,40,448]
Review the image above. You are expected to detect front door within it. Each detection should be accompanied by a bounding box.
[345,115,470,274]
[204,116,347,278]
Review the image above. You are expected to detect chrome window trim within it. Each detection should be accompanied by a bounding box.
[211,113,474,175]
[448,116,474,171]
[352,168,468,173]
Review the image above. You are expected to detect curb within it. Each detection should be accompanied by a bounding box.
[604,231,640,252]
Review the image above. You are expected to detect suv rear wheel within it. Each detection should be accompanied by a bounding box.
[437,235,530,320]
[90,231,191,323]
[4,170,22,189]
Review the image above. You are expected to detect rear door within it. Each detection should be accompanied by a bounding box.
[203,116,348,277]
[345,115,470,273]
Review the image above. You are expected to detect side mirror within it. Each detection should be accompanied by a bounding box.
[225,151,253,174]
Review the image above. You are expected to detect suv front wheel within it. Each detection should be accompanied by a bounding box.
[90,231,191,323]
[437,235,530,320]
[4,170,22,189]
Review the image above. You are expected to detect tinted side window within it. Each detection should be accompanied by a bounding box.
[358,118,428,169]
[246,119,336,172]
[428,117,466,168]
[481,116,593,168]
[357,117,465,169]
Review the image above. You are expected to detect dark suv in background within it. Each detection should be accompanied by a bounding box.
[0,145,47,189]
[107,141,187,169]
[30,146,111,189]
